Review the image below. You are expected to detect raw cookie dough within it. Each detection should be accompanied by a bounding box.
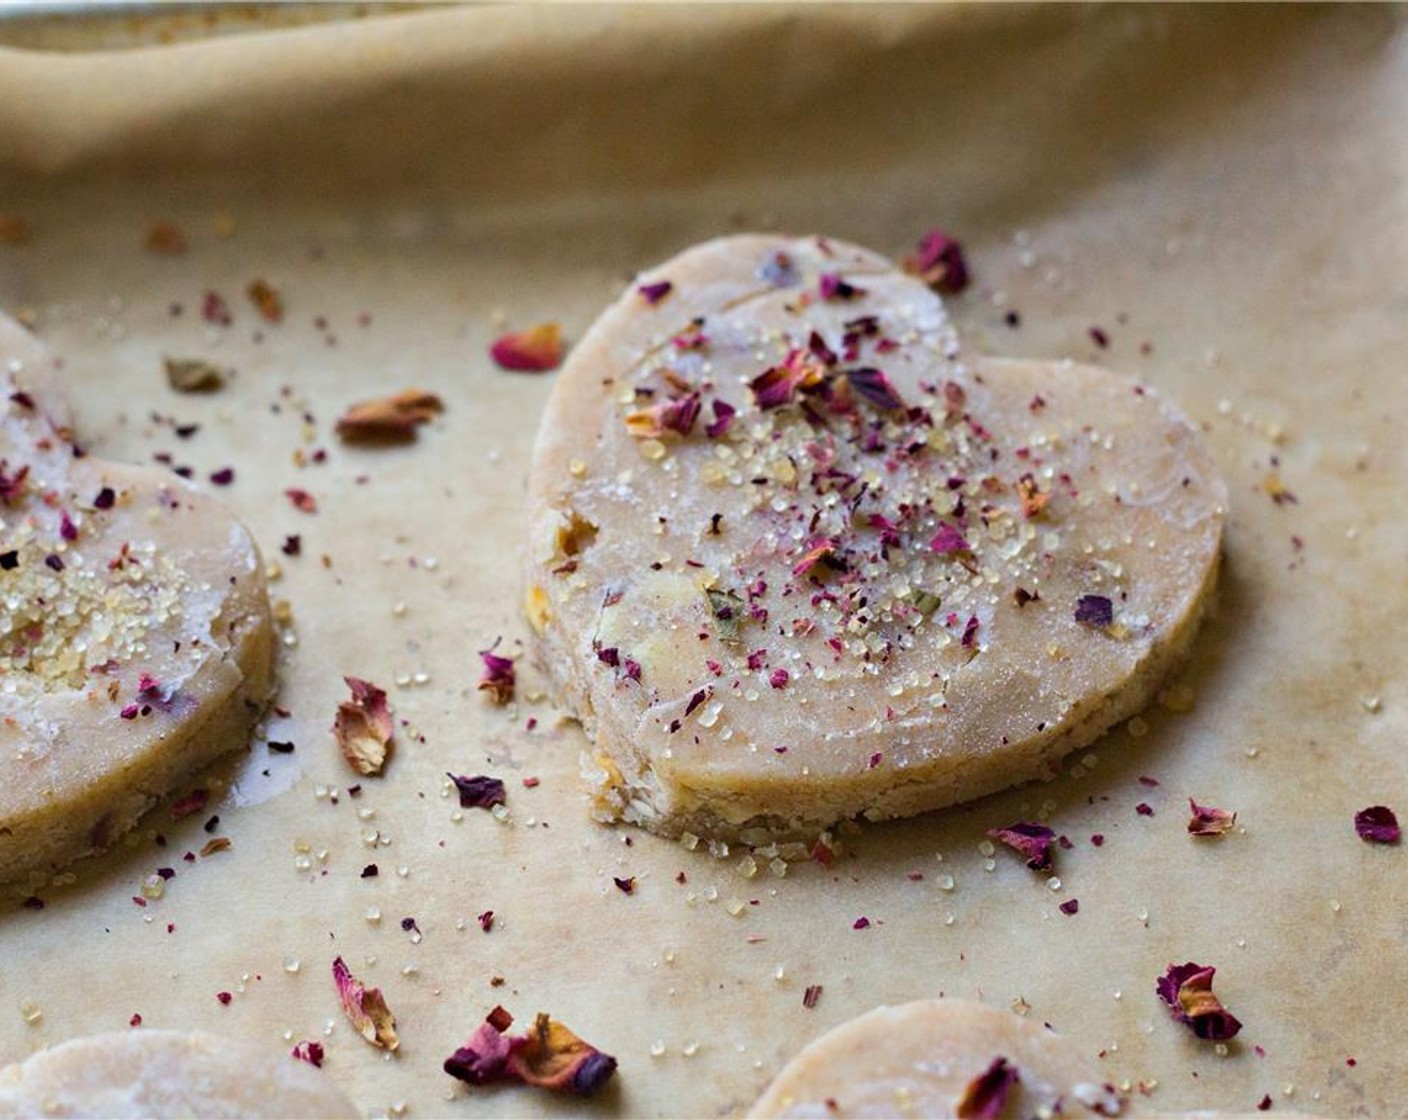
[0,314,274,885]
[0,1029,357,1118]
[526,235,1225,844]
[747,998,1136,1118]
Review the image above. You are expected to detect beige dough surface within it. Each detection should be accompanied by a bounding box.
[0,1029,357,1118]
[527,234,1224,843]
[0,7,1404,1119]
[747,998,1135,1119]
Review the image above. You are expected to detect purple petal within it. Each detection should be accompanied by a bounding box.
[1355,805,1400,844]
[1074,594,1114,628]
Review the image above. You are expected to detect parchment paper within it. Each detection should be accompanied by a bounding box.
[0,5,1405,1117]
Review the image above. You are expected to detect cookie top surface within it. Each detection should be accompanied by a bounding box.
[526,235,1225,837]
[0,1030,357,1118]
[0,315,273,881]
[747,998,1135,1118]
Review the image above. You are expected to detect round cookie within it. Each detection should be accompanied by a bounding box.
[525,234,1225,844]
[747,999,1135,1118]
[0,315,274,885]
[0,1029,357,1118]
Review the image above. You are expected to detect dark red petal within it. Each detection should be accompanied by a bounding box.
[1355,805,1401,844]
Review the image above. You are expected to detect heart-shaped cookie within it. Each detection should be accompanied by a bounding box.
[0,314,274,885]
[525,235,1225,844]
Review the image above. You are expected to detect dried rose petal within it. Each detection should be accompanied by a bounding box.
[333,676,394,776]
[1017,473,1049,518]
[1355,805,1400,843]
[490,323,563,372]
[955,1056,1019,1120]
[750,348,828,410]
[1156,962,1242,1041]
[1074,594,1114,628]
[448,773,506,810]
[0,461,29,504]
[818,272,865,301]
[750,364,798,411]
[987,821,1056,871]
[1188,798,1237,837]
[290,1040,325,1068]
[336,389,444,442]
[202,291,232,326]
[792,537,841,578]
[705,399,736,439]
[332,956,399,1050]
[285,488,317,513]
[637,280,673,305]
[930,524,971,555]
[672,319,709,351]
[478,650,516,704]
[145,221,187,256]
[508,1013,617,1094]
[906,228,970,294]
[625,391,701,439]
[444,1011,514,1084]
[247,278,283,324]
[445,1009,617,1096]
[845,367,905,411]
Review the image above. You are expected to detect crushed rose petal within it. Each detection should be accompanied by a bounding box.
[625,391,701,439]
[444,1008,617,1095]
[705,399,736,439]
[1188,799,1237,837]
[0,461,29,504]
[491,323,563,372]
[1074,594,1114,628]
[333,676,394,776]
[905,228,970,294]
[845,367,905,411]
[930,524,971,554]
[987,821,1057,871]
[637,280,673,305]
[201,291,232,326]
[332,955,399,1050]
[1354,805,1400,843]
[818,272,865,301]
[285,488,317,513]
[955,1056,1019,1120]
[750,348,827,410]
[478,650,516,704]
[336,389,444,442]
[247,279,284,324]
[164,357,227,393]
[448,773,506,810]
[291,1040,325,1067]
[792,537,842,578]
[1156,962,1242,1041]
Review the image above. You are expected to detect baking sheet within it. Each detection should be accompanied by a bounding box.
[1,5,1406,1116]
